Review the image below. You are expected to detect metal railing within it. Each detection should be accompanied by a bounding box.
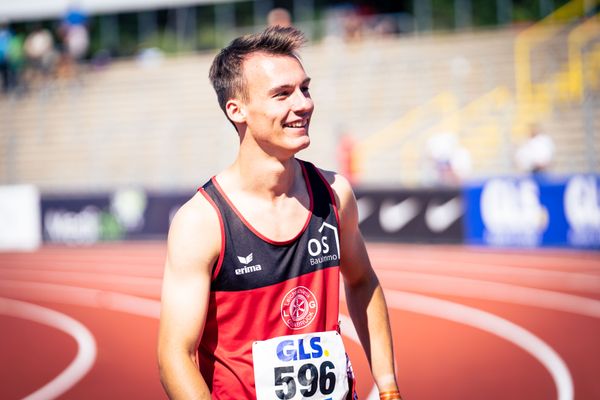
[352,0,599,185]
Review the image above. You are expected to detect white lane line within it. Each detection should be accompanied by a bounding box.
[367,243,599,257]
[0,297,97,400]
[4,256,600,301]
[0,262,164,277]
[376,270,600,319]
[367,248,600,271]
[0,269,161,296]
[339,289,574,400]
[3,262,600,305]
[3,272,598,331]
[4,259,600,330]
[0,281,160,318]
[387,290,573,400]
[372,259,600,293]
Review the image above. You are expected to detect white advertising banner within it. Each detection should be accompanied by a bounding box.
[0,185,41,251]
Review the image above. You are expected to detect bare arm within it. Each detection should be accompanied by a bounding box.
[327,172,399,394]
[157,192,221,399]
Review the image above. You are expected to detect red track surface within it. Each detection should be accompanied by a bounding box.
[0,242,599,399]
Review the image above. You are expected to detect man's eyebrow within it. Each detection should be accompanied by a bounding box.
[268,77,312,95]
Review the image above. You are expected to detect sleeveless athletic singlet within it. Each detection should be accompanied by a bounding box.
[198,160,356,399]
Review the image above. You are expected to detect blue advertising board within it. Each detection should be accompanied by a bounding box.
[463,174,600,249]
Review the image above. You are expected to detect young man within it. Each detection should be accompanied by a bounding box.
[158,26,401,400]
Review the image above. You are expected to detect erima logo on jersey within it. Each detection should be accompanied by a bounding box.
[235,253,262,275]
[238,253,254,264]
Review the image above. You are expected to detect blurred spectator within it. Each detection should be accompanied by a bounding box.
[267,8,292,27]
[136,47,164,69]
[372,15,400,37]
[426,132,472,185]
[62,4,89,60]
[0,20,12,93]
[324,5,402,43]
[7,27,26,93]
[24,24,58,86]
[342,7,363,41]
[89,48,113,71]
[337,131,357,184]
[58,3,90,79]
[515,124,555,175]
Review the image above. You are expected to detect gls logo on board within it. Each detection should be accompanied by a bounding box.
[480,178,549,246]
[564,175,600,246]
[308,222,340,266]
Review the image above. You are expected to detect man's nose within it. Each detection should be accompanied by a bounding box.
[292,89,314,114]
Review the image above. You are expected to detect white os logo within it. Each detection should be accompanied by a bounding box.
[308,237,330,257]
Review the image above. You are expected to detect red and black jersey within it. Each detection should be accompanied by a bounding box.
[198,159,343,399]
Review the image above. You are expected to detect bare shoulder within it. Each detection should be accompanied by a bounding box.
[167,190,221,274]
[170,190,219,229]
[315,167,357,224]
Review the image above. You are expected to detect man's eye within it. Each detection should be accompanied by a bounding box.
[301,86,310,93]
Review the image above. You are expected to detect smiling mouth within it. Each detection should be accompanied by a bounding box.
[283,119,309,128]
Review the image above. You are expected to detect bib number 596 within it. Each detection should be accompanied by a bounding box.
[274,361,336,399]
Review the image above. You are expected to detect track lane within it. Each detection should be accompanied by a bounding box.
[0,298,96,400]
[0,314,78,400]
[1,243,599,399]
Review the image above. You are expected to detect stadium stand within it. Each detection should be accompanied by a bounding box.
[0,10,598,191]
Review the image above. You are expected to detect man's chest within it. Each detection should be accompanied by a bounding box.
[237,198,310,242]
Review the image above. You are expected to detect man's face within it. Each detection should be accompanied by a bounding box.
[239,52,314,157]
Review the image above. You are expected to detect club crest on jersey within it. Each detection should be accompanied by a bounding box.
[308,222,340,267]
[235,252,262,275]
[281,286,318,330]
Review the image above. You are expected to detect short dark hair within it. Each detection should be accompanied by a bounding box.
[209,26,307,116]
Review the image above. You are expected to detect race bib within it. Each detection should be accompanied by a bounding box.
[253,331,349,400]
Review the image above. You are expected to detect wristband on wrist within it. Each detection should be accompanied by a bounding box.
[379,390,402,400]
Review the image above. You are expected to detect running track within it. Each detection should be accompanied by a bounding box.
[0,242,599,399]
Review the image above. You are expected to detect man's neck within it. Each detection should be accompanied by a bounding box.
[228,154,300,201]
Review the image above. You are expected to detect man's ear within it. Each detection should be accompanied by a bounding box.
[226,99,246,124]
